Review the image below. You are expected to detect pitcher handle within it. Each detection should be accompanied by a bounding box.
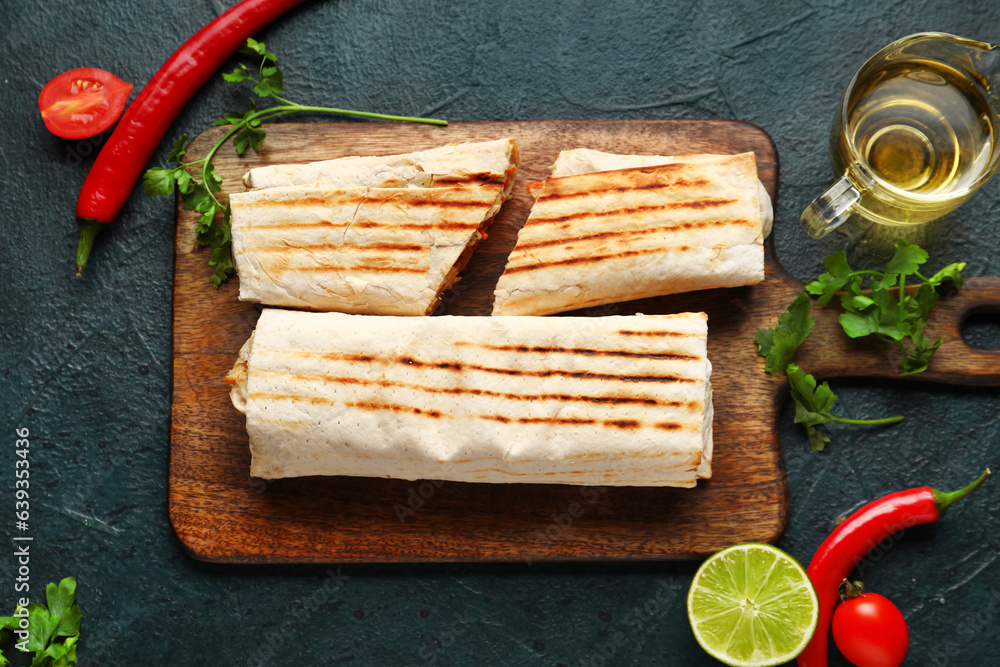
[800,173,866,238]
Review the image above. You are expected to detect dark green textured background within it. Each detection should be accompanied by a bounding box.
[1,1,998,665]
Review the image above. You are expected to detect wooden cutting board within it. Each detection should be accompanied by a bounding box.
[169,120,1000,564]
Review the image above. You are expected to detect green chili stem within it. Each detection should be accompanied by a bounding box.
[934,468,991,517]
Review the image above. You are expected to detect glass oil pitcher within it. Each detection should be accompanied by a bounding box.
[801,33,1000,238]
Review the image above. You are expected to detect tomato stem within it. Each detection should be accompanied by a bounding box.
[837,579,866,601]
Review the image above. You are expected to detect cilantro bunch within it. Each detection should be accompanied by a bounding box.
[805,242,965,374]
[756,241,964,451]
[0,577,81,667]
[144,38,447,287]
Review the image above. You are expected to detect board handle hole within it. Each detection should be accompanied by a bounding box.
[961,308,1000,350]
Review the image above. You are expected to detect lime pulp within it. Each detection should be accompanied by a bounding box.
[687,543,819,667]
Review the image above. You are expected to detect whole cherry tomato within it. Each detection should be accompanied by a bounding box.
[38,68,133,139]
[831,580,909,667]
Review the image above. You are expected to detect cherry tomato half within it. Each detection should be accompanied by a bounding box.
[832,591,909,667]
[38,68,133,140]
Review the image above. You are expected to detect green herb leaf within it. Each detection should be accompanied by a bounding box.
[25,604,57,652]
[204,162,223,193]
[241,37,277,63]
[926,262,966,292]
[805,251,855,306]
[142,167,176,197]
[174,168,194,195]
[838,287,910,342]
[215,103,256,127]
[786,365,836,451]
[875,240,928,289]
[755,292,814,374]
[166,134,189,162]
[233,126,267,155]
[45,579,74,621]
[254,65,284,97]
[222,63,251,84]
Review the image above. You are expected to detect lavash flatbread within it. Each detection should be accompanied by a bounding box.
[228,139,519,315]
[242,138,519,202]
[549,148,773,237]
[227,309,714,487]
[492,152,765,316]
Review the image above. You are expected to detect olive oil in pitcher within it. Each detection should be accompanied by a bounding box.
[833,58,996,223]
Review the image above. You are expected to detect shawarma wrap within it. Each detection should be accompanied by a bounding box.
[228,139,519,315]
[227,309,714,487]
[492,152,765,316]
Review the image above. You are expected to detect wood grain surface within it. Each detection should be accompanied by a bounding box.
[168,120,1000,564]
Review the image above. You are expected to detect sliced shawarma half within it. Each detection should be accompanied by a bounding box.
[226,309,713,486]
[549,148,773,237]
[229,181,507,315]
[492,152,764,317]
[242,138,520,201]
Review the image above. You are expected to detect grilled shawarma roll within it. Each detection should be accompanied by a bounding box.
[227,309,714,487]
[492,152,764,316]
[228,139,519,315]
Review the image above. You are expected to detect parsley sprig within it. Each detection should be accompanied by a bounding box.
[0,577,81,667]
[805,242,965,374]
[143,38,447,287]
[756,241,963,451]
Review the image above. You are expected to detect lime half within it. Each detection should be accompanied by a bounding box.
[687,543,819,667]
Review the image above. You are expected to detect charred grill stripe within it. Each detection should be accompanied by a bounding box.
[516,219,753,252]
[247,220,482,232]
[503,245,701,275]
[249,393,683,430]
[534,178,711,203]
[655,421,683,430]
[453,342,700,362]
[267,351,700,382]
[400,361,698,384]
[251,367,700,408]
[524,199,738,228]
[431,174,507,186]
[244,190,501,209]
[252,242,427,253]
[617,329,693,338]
[271,264,427,274]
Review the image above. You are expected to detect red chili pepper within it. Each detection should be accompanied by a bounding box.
[75,0,307,276]
[796,468,991,666]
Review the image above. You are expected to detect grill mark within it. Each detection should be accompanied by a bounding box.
[617,329,694,338]
[252,242,426,254]
[393,357,698,384]
[267,350,702,383]
[247,220,481,232]
[516,219,753,253]
[525,199,737,227]
[271,264,427,274]
[249,393,686,429]
[265,352,698,384]
[253,367,689,408]
[534,178,711,203]
[245,190,500,209]
[454,342,700,362]
[431,174,506,186]
[460,465,695,476]
[503,245,703,275]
